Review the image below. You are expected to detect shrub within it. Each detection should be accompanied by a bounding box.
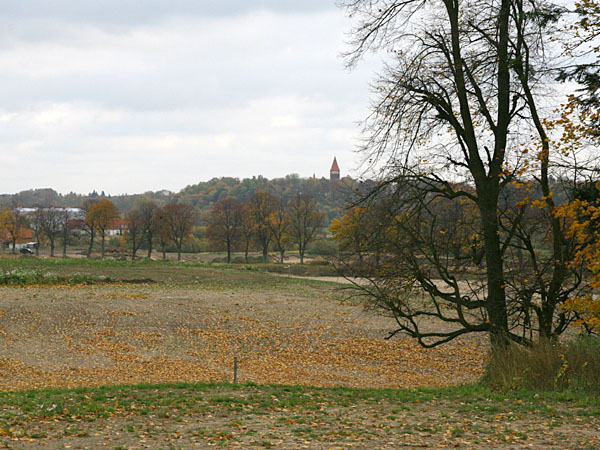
[0,269,114,286]
[108,237,122,247]
[231,256,263,264]
[307,238,338,256]
[485,337,600,394]
[307,257,331,266]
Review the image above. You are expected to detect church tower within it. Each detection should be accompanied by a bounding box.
[330,157,340,181]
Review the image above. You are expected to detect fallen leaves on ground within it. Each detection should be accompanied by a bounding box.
[0,284,486,391]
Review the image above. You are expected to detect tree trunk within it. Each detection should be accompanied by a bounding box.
[87,231,95,258]
[147,241,153,259]
[479,191,509,349]
[101,234,105,259]
[50,240,55,257]
[279,249,284,264]
[226,240,231,264]
[162,249,166,260]
[177,246,182,261]
[11,238,16,254]
[262,246,268,263]
[35,240,40,256]
[62,232,67,258]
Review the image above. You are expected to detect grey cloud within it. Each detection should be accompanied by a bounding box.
[0,11,374,113]
[0,1,334,25]
[0,2,377,194]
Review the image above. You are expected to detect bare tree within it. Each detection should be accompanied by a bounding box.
[136,197,159,259]
[154,207,171,261]
[247,192,278,263]
[161,203,195,261]
[207,197,243,263]
[288,194,324,264]
[339,0,586,348]
[266,198,290,264]
[39,208,62,257]
[30,207,44,256]
[60,208,70,258]
[239,205,254,264]
[125,208,144,260]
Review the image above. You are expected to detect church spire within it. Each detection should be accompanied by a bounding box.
[330,157,340,181]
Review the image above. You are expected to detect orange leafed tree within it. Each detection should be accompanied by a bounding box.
[556,185,600,332]
[0,207,27,254]
[551,1,600,331]
[247,192,278,263]
[86,199,119,259]
[330,207,366,260]
[552,101,600,333]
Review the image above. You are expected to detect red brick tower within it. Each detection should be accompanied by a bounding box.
[330,157,340,181]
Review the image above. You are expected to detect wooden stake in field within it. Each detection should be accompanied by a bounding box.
[233,356,238,384]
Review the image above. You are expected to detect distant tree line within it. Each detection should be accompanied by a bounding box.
[0,174,364,224]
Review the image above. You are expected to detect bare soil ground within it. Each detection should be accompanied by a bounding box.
[0,280,486,391]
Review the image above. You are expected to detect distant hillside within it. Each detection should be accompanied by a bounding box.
[0,175,367,224]
[174,175,361,222]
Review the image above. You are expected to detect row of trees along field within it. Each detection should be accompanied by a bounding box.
[0,191,326,264]
[337,0,600,351]
[207,192,325,264]
[81,199,197,261]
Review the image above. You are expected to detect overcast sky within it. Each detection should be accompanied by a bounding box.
[0,1,380,195]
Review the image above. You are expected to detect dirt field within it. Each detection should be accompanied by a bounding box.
[0,262,597,449]
[0,274,486,391]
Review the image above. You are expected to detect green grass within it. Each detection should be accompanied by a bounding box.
[0,257,342,290]
[0,382,596,425]
[0,381,597,445]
